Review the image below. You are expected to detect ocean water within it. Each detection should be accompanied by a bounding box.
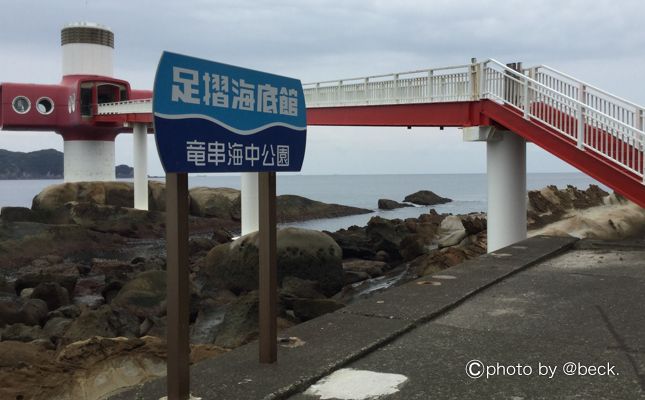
[0,173,606,232]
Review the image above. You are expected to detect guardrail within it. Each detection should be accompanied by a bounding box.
[96,99,152,115]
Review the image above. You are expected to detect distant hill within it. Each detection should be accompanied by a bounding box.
[0,149,133,179]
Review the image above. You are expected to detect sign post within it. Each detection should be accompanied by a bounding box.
[153,51,306,398]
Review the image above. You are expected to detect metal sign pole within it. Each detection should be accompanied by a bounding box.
[166,172,190,399]
[258,171,277,363]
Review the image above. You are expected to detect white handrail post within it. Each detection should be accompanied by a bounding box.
[523,76,530,120]
[480,61,487,100]
[337,80,343,104]
[577,84,586,149]
[364,77,369,104]
[427,70,434,102]
[470,58,479,101]
[315,82,320,105]
[394,74,399,103]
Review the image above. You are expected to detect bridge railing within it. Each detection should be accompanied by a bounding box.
[96,99,152,115]
[482,59,645,181]
[303,64,473,107]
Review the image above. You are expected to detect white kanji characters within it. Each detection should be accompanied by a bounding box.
[279,87,298,116]
[172,67,200,105]
[245,144,260,167]
[203,73,229,108]
[228,143,244,166]
[232,79,256,111]
[257,83,278,114]
[261,144,275,166]
[207,142,225,165]
[277,145,289,166]
[187,140,206,166]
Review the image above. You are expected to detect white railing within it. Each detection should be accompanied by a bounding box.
[303,64,474,107]
[304,59,645,183]
[483,59,645,181]
[96,99,152,115]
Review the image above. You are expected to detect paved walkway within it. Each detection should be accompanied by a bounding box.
[111,235,645,400]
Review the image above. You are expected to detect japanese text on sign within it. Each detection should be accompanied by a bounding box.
[172,67,299,117]
[186,140,290,168]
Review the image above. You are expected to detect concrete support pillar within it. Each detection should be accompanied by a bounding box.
[133,123,148,210]
[241,172,259,235]
[64,140,115,182]
[487,131,527,252]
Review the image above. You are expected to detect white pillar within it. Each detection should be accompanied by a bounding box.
[64,140,115,182]
[487,131,527,252]
[241,173,259,235]
[133,123,148,210]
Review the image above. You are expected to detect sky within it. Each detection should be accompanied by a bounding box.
[1,0,644,175]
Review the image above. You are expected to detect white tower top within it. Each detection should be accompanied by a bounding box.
[61,22,114,77]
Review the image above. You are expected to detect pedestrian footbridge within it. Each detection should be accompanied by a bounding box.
[96,59,645,250]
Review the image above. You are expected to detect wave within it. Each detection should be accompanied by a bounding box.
[154,112,306,136]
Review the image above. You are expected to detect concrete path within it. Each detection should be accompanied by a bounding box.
[110,235,645,400]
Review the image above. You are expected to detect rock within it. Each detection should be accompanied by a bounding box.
[73,275,107,308]
[378,199,413,210]
[326,226,376,259]
[280,276,326,299]
[404,190,452,206]
[189,187,240,219]
[31,282,70,311]
[0,297,48,328]
[63,305,139,343]
[189,236,216,256]
[15,262,79,295]
[204,227,344,297]
[213,291,259,348]
[1,323,45,342]
[212,228,234,244]
[0,206,37,222]
[32,181,135,210]
[112,270,167,318]
[460,213,487,235]
[0,222,126,270]
[43,317,72,340]
[20,288,33,298]
[366,216,410,257]
[276,195,372,223]
[399,234,427,261]
[190,299,228,344]
[0,276,14,295]
[342,259,387,277]
[47,304,81,320]
[437,215,467,248]
[343,270,370,285]
[292,298,345,321]
[527,185,610,229]
[68,202,165,238]
[148,180,167,211]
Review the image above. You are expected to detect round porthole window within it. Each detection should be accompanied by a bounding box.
[36,97,54,115]
[12,96,31,114]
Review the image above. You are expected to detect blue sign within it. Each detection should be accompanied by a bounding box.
[153,51,307,173]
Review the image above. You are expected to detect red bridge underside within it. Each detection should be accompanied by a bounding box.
[306,100,645,208]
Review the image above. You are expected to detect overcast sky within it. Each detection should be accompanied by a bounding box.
[1,0,644,175]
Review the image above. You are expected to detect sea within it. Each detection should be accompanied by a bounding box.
[0,173,606,232]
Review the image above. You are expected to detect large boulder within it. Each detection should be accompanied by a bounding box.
[62,305,139,343]
[32,181,134,210]
[0,297,48,328]
[437,215,467,248]
[112,270,167,318]
[277,195,372,223]
[68,202,166,237]
[404,190,452,206]
[377,199,413,210]
[189,187,240,220]
[30,282,70,311]
[203,227,344,296]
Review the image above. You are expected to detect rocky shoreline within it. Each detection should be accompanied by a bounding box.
[0,182,644,399]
